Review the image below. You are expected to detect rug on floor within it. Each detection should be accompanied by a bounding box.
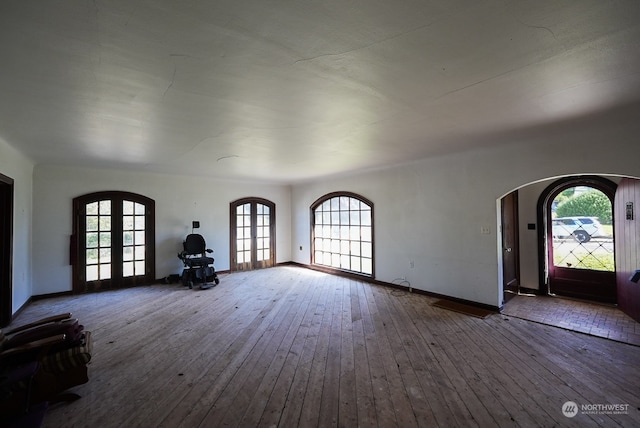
[432,299,494,318]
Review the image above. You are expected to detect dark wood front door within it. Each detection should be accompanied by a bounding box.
[542,176,617,304]
[614,178,640,322]
[502,191,520,302]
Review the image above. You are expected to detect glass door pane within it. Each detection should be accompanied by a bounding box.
[85,200,111,281]
[256,203,270,261]
[551,187,614,271]
[236,203,252,267]
[123,200,146,277]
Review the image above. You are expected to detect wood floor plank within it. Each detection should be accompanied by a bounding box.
[493,314,640,426]
[355,281,398,428]
[387,291,485,428]
[480,315,617,427]
[433,309,558,427]
[380,286,458,427]
[438,311,567,427]
[272,271,332,427]
[350,281,377,428]
[253,271,324,427]
[8,266,635,428]
[297,272,339,427]
[380,288,462,427]
[317,273,345,428]
[400,293,506,428]
[162,273,298,427]
[199,272,313,427]
[363,285,425,427]
[237,271,321,427]
[336,277,358,427]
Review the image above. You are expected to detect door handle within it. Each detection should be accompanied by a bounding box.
[504,247,512,252]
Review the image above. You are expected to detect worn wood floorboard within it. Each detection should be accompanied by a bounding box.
[9,266,640,428]
[361,281,418,428]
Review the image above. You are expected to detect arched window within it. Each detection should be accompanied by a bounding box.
[311,192,374,276]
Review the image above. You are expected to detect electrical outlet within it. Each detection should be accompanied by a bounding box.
[409,260,414,268]
[480,226,491,234]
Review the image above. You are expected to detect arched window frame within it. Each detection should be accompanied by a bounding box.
[311,192,374,277]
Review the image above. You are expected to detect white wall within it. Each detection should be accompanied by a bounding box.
[0,138,34,313]
[32,165,291,295]
[516,180,549,291]
[19,103,640,307]
[292,109,640,307]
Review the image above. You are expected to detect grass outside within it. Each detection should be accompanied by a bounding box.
[554,243,615,271]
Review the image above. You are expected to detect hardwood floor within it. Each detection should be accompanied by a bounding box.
[12,266,640,427]
[502,294,640,346]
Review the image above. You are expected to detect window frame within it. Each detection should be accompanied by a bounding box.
[310,191,374,278]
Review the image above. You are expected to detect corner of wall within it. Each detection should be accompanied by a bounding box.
[0,138,35,315]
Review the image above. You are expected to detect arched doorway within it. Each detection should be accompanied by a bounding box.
[538,176,617,303]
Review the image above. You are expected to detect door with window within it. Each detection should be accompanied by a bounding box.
[72,191,155,293]
[230,198,275,271]
[541,177,616,303]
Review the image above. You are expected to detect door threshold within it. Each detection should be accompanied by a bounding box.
[548,293,618,308]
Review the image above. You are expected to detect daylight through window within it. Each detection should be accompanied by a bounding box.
[312,193,373,276]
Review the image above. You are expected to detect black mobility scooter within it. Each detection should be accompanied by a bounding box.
[177,231,220,289]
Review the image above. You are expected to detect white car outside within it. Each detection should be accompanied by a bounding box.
[552,217,607,243]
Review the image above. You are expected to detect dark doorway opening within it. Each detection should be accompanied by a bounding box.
[501,190,520,304]
[0,173,14,327]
